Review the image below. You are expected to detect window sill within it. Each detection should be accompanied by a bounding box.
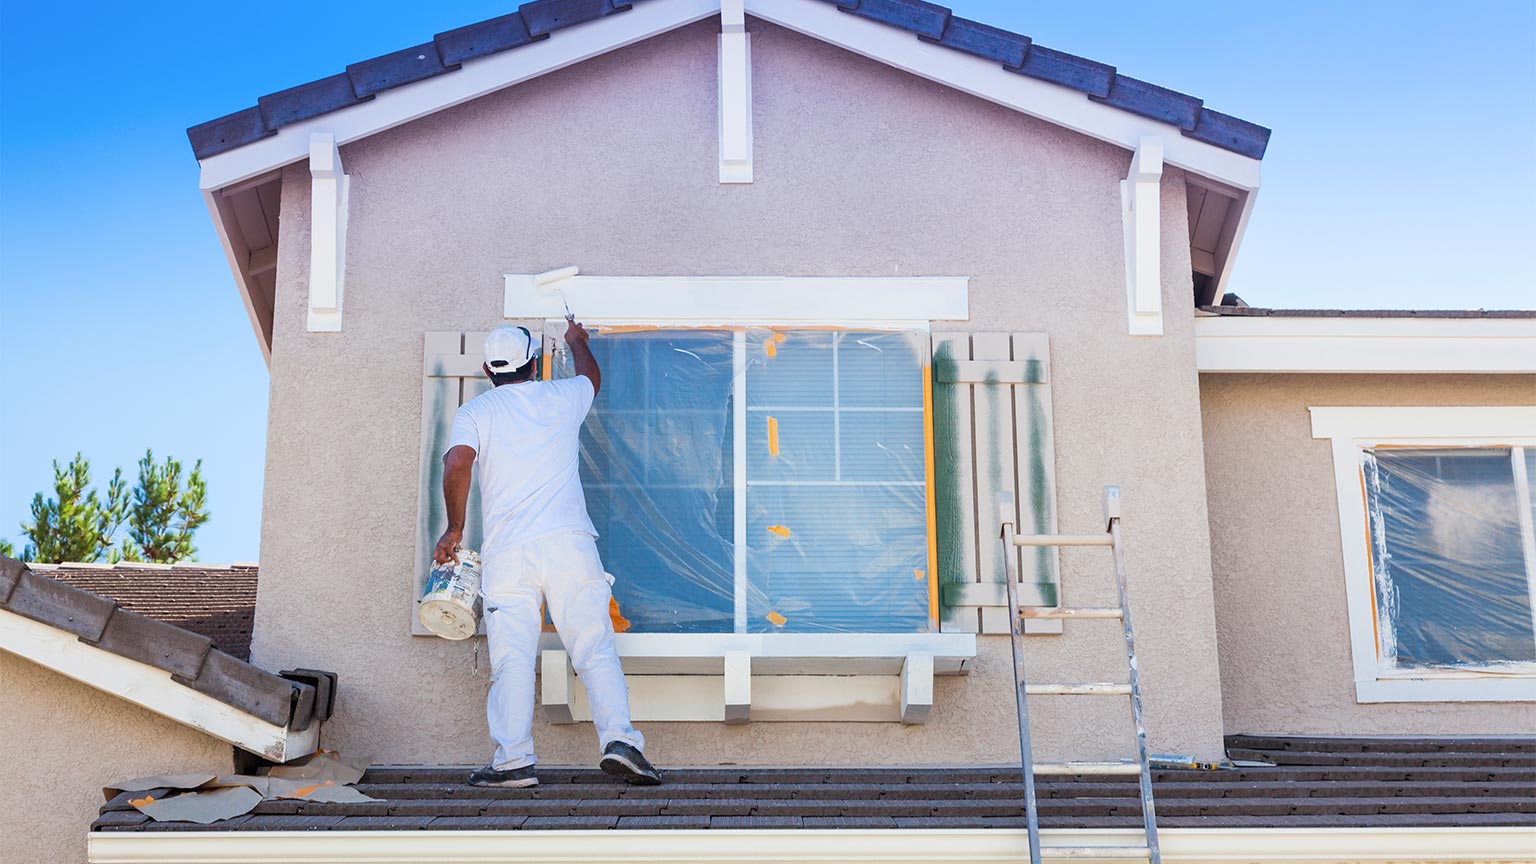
[536,632,976,724]
[1355,675,1536,703]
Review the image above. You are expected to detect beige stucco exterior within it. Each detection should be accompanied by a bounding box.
[252,17,1228,766]
[1201,373,1536,736]
[0,651,233,864]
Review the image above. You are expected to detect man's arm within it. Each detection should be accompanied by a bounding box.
[433,445,476,564]
[566,317,600,396]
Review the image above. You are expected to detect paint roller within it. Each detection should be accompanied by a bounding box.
[534,265,579,319]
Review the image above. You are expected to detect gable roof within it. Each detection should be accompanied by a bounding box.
[34,562,257,660]
[188,0,1269,162]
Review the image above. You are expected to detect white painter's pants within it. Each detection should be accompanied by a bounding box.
[481,530,643,770]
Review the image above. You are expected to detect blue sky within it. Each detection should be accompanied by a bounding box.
[1,2,1532,562]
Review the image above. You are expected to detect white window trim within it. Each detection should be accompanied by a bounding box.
[1310,406,1536,703]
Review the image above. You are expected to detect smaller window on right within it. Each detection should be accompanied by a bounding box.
[1311,407,1536,703]
[1362,447,1535,671]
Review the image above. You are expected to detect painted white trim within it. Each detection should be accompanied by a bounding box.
[1196,315,1536,373]
[1310,406,1536,703]
[202,189,273,366]
[0,607,318,762]
[538,631,975,674]
[1121,136,1163,337]
[504,274,968,324]
[306,133,349,332]
[718,0,753,183]
[87,826,1536,863]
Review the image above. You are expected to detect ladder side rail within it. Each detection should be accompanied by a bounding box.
[997,491,1043,864]
[1106,494,1160,864]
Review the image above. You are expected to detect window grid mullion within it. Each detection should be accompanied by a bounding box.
[732,329,748,634]
[832,333,842,482]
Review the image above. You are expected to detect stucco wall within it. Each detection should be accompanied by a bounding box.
[1201,373,1536,735]
[0,651,233,864]
[255,17,1227,766]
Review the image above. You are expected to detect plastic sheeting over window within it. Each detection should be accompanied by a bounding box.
[554,328,933,634]
[1362,447,1536,672]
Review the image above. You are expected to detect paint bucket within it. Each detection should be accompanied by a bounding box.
[419,549,483,640]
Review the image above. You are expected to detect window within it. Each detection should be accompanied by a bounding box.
[1311,407,1536,702]
[554,327,935,635]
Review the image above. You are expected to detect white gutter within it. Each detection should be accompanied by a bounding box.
[89,826,1536,863]
[1195,314,1536,373]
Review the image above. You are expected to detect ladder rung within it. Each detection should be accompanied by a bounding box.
[1012,533,1113,547]
[1020,607,1122,619]
[1032,762,1142,775]
[1026,683,1132,696]
[1042,847,1150,860]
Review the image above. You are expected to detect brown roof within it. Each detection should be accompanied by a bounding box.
[93,735,1536,832]
[36,562,257,660]
[1199,306,1536,319]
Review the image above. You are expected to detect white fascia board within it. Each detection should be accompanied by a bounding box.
[743,0,1262,191]
[87,826,1536,863]
[0,608,317,763]
[504,274,969,324]
[1196,315,1536,373]
[196,0,721,192]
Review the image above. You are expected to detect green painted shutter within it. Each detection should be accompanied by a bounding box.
[931,333,1059,635]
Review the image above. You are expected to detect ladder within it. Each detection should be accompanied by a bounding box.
[996,486,1159,863]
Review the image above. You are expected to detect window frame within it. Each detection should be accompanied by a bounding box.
[546,322,941,635]
[1310,406,1536,703]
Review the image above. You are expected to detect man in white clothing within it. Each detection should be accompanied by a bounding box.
[434,319,660,788]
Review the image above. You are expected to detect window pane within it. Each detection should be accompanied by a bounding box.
[745,329,931,633]
[1363,448,1535,670]
[573,331,736,633]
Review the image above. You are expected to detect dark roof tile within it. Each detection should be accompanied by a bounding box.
[44,563,257,659]
[173,649,298,727]
[186,108,273,160]
[257,74,369,130]
[93,607,213,679]
[842,0,951,40]
[0,555,24,602]
[3,566,117,640]
[918,16,1030,67]
[434,13,544,66]
[1091,74,1202,130]
[347,43,457,99]
[1188,108,1271,159]
[519,0,628,40]
[1009,44,1115,97]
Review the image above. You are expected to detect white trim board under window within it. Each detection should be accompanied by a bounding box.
[1311,406,1536,703]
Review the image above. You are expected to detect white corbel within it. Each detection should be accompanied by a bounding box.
[540,649,577,723]
[1121,136,1163,336]
[307,132,349,332]
[723,650,751,724]
[718,0,753,183]
[900,651,934,725]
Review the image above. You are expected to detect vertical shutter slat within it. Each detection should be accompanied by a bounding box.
[969,334,1018,636]
[931,333,980,633]
[1010,333,1061,635]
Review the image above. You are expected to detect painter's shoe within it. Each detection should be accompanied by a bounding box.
[468,764,539,788]
[600,742,662,785]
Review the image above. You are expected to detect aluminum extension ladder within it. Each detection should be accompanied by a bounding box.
[996,486,1159,863]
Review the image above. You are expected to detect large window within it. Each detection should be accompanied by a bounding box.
[1311,407,1536,702]
[555,327,934,635]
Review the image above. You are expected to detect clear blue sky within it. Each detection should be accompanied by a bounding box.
[2,2,1533,562]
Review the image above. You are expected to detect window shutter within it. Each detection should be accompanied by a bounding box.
[931,332,1060,635]
[412,330,490,635]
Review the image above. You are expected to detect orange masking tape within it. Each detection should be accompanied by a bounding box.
[766,611,787,626]
[767,416,780,456]
[767,525,791,539]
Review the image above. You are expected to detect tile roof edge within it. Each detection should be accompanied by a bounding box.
[29,561,257,571]
[187,0,1269,162]
[1198,306,1536,319]
[1,556,313,737]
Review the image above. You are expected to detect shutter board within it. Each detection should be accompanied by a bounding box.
[931,332,1060,636]
[412,331,500,636]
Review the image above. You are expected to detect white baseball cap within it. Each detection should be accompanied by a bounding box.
[484,325,539,373]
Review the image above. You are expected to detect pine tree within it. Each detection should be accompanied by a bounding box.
[124,450,210,564]
[20,454,129,563]
[0,539,15,559]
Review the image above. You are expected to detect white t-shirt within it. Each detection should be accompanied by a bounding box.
[447,376,597,558]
